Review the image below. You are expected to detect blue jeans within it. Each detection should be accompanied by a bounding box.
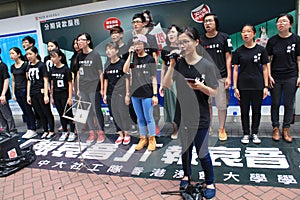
[15,89,36,130]
[131,97,155,136]
[270,77,298,128]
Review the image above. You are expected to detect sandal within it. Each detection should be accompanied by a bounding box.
[41,132,48,139]
[47,132,56,139]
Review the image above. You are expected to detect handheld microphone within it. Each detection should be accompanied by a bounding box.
[129,51,135,68]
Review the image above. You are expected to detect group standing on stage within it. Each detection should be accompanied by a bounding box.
[1,10,300,199]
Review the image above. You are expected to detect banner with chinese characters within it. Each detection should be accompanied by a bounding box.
[24,136,300,188]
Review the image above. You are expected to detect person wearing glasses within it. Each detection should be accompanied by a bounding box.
[200,13,233,141]
[76,32,105,143]
[266,13,300,143]
[163,27,218,199]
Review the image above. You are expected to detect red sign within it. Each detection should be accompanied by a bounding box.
[103,17,121,30]
[191,4,211,23]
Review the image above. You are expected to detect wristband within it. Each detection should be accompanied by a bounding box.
[264,86,268,89]
[153,94,158,97]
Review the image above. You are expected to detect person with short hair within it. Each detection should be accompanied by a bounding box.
[200,13,233,141]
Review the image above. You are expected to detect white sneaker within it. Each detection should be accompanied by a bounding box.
[22,130,37,139]
[241,135,249,144]
[59,132,69,141]
[252,134,261,144]
[67,132,76,142]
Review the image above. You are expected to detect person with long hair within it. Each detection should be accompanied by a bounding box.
[124,34,158,151]
[26,46,55,139]
[10,47,36,138]
[76,32,105,143]
[233,24,269,144]
[103,42,131,145]
[163,27,218,199]
[160,24,182,139]
[50,49,76,142]
[266,13,300,142]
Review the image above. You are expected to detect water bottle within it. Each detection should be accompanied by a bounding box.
[233,111,237,123]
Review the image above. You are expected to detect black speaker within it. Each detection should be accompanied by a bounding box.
[0,134,21,159]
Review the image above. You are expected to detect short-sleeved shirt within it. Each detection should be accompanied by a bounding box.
[27,61,48,96]
[131,54,157,98]
[44,55,55,76]
[173,57,219,129]
[200,32,233,78]
[50,65,72,93]
[104,59,127,96]
[11,62,28,90]
[0,61,11,100]
[233,44,269,90]
[76,50,103,92]
[266,33,300,79]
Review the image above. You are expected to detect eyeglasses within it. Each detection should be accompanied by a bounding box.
[132,20,143,24]
[204,19,214,24]
[276,20,289,24]
[177,40,191,46]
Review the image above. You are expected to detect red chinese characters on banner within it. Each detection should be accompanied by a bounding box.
[103,17,121,30]
[191,4,211,23]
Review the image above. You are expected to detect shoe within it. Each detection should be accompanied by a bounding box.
[155,126,161,137]
[97,130,105,143]
[67,132,76,142]
[47,132,56,139]
[86,130,96,143]
[252,134,261,144]
[179,179,189,190]
[241,135,249,144]
[22,130,37,139]
[218,128,227,141]
[135,136,148,150]
[171,130,178,140]
[148,136,156,151]
[283,128,292,142]
[131,125,138,134]
[272,127,280,141]
[123,135,131,145]
[58,126,63,132]
[205,184,216,199]
[59,132,69,141]
[41,132,48,139]
[115,136,123,145]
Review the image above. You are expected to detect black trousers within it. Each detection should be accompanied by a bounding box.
[239,90,263,135]
[53,91,75,132]
[31,93,54,132]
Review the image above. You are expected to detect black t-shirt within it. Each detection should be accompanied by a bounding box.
[0,61,11,100]
[200,32,233,78]
[11,62,28,90]
[131,54,157,98]
[104,43,129,69]
[27,61,48,96]
[104,59,127,96]
[233,44,269,90]
[76,50,103,92]
[266,33,300,79]
[173,58,218,129]
[70,52,79,80]
[50,65,72,93]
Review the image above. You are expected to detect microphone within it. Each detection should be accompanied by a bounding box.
[129,51,135,68]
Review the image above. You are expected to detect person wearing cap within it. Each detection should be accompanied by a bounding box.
[123,34,158,151]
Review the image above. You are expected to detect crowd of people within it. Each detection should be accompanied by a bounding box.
[1,11,300,199]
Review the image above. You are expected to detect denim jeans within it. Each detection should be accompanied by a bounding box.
[15,88,36,130]
[131,96,155,136]
[270,77,298,128]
